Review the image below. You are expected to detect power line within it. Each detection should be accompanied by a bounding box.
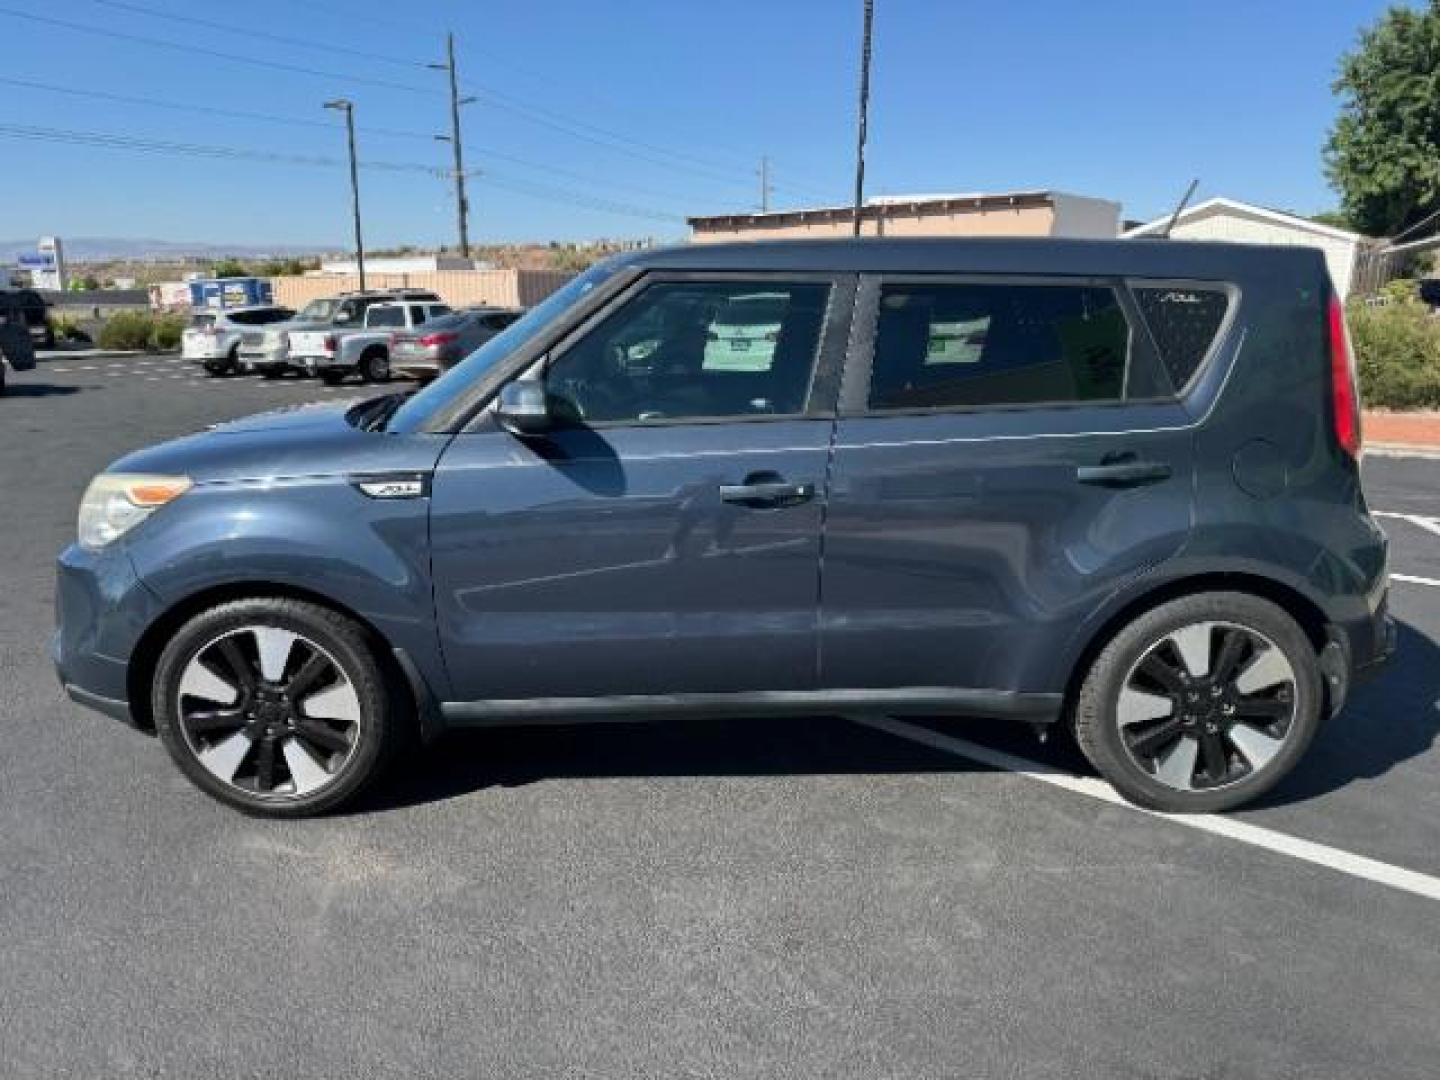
[10,4,828,204]
[0,121,686,224]
[0,121,441,174]
[0,75,710,208]
[87,0,423,70]
[0,75,434,142]
[77,0,782,194]
[0,7,437,96]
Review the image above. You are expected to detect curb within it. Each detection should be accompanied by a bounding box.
[1365,443,1440,460]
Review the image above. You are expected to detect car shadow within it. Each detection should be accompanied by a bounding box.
[1,383,82,398]
[357,618,1438,816]
[358,711,1001,815]
[1255,617,1440,807]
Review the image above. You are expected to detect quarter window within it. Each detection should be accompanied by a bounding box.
[867,282,1132,411]
[1133,286,1230,391]
[542,281,831,423]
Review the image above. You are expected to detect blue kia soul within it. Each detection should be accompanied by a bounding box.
[54,239,1394,816]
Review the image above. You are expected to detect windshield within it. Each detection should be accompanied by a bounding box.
[297,299,338,321]
[386,259,625,433]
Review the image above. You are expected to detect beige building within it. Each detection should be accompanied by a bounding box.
[269,267,572,310]
[688,190,1121,243]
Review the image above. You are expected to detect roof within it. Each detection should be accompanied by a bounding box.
[1125,197,1367,243]
[613,236,1326,280]
[688,190,1063,229]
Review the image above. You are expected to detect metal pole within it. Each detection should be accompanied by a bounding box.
[760,155,771,213]
[326,99,366,290]
[444,32,471,257]
[852,0,874,237]
[344,106,366,290]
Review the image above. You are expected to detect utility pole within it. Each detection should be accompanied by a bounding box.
[323,98,365,290]
[852,0,875,237]
[431,32,477,258]
[758,155,773,213]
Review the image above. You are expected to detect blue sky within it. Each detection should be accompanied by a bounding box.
[0,0,1397,249]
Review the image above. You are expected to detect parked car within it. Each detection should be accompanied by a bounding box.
[54,238,1394,817]
[390,306,522,381]
[238,289,441,377]
[288,299,451,384]
[0,302,38,393]
[182,305,295,376]
[0,288,53,348]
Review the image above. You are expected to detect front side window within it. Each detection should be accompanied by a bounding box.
[543,281,831,424]
[868,282,1131,411]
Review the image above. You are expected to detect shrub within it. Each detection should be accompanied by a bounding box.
[1347,298,1440,410]
[97,311,155,351]
[151,313,186,350]
[96,311,188,352]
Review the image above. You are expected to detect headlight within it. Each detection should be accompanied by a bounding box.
[78,474,192,550]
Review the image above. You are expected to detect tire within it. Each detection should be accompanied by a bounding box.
[151,598,400,817]
[1073,592,1322,813]
[320,370,346,386]
[260,366,285,380]
[203,360,226,377]
[359,347,389,384]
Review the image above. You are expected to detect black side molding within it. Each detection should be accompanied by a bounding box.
[440,687,1063,727]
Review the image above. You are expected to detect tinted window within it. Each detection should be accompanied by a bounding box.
[366,307,406,328]
[189,313,217,330]
[544,281,830,423]
[868,283,1131,411]
[227,308,292,326]
[1133,286,1229,391]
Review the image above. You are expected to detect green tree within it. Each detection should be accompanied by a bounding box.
[211,257,251,278]
[1326,1,1440,237]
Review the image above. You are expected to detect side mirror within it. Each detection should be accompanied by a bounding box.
[495,380,551,435]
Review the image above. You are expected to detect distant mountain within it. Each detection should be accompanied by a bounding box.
[0,237,336,262]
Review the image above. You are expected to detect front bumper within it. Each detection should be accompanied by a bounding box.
[52,542,165,727]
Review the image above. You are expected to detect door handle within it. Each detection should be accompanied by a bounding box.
[1075,457,1172,487]
[719,477,816,509]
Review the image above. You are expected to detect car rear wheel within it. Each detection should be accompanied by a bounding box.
[1074,592,1322,813]
[360,348,389,383]
[152,598,399,817]
[320,370,347,386]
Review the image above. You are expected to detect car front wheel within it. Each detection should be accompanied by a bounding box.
[152,598,399,816]
[1074,592,1323,813]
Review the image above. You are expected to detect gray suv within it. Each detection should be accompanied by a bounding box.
[53,239,1394,817]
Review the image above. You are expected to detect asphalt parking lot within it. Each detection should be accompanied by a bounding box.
[3,351,1439,1078]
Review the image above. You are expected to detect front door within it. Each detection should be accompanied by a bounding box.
[820,275,1200,697]
[429,274,851,704]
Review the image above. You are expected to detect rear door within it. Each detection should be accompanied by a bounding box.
[429,272,853,703]
[819,274,1202,698]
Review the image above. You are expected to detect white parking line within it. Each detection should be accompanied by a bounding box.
[851,715,1440,904]
[1393,573,1440,589]
[1375,511,1440,539]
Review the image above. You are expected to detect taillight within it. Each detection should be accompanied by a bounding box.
[1327,294,1360,458]
[323,334,337,352]
[420,332,458,348]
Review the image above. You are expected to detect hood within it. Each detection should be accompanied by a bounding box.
[106,398,448,484]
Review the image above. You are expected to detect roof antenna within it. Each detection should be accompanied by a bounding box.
[1158,178,1199,239]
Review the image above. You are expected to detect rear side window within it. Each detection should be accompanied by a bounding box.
[1132,286,1230,391]
[367,307,406,328]
[868,282,1131,411]
[189,313,216,330]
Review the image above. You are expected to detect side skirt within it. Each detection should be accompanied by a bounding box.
[439,688,1063,728]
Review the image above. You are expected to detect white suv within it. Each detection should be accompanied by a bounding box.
[182,306,294,376]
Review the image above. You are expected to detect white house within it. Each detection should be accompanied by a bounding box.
[1125,197,1373,297]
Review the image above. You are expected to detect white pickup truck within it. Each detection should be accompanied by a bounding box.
[287,299,452,384]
